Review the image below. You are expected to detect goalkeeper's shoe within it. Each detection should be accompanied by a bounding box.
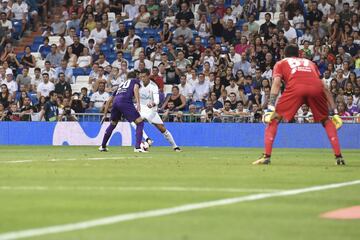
[335,155,346,165]
[252,154,271,165]
[98,146,108,152]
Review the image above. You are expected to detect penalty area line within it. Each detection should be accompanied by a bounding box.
[0,180,359,240]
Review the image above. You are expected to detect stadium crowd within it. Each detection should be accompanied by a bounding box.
[0,0,359,122]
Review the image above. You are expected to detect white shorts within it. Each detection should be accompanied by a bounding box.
[140,105,163,124]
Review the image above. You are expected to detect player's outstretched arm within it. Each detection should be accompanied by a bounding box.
[322,80,336,111]
[269,76,282,107]
[101,96,114,124]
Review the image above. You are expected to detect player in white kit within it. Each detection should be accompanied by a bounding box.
[130,69,181,152]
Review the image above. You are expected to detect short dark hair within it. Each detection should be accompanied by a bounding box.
[127,71,137,79]
[224,100,231,105]
[140,69,150,75]
[49,91,56,97]
[284,44,299,57]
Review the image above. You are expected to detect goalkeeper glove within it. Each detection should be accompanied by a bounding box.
[262,105,275,124]
[329,109,343,130]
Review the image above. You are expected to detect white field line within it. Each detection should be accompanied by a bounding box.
[0,180,359,240]
[0,186,281,193]
[0,156,153,164]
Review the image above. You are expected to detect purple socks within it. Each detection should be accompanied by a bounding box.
[101,123,117,148]
[135,121,144,149]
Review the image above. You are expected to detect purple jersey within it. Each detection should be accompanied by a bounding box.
[113,79,140,104]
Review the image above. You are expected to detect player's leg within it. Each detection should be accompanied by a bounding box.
[100,120,118,151]
[153,123,181,152]
[307,92,344,165]
[133,117,146,152]
[130,121,152,145]
[253,89,303,165]
[99,106,121,151]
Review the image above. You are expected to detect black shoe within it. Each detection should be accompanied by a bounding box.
[174,147,182,152]
[335,155,345,165]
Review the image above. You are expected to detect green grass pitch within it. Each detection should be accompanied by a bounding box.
[0,146,359,240]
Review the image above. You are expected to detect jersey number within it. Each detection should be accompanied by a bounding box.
[287,58,310,74]
[116,80,131,94]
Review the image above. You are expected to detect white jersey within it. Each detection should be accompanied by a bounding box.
[139,81,162,124]
[139,81,160,108]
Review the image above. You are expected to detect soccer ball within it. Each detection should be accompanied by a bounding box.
[140,141,149,151]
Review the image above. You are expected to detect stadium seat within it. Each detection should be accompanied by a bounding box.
[124,20,133,28]
[30,43,41,52]
[73,68,85,77]
[76,75,89,84]
[16,52,25,62]
[296,29,304,38]
[33,36,44,44]
[12,20,22,40]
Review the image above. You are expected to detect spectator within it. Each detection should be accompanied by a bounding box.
[134,5,150,29]
[19,96,36,121]
[70,35,85,58]
[307,1,323,26]
[37,73,54,98]
[16,67,32,90]
[77,47,92,69]
[247,14,259,35]
[283,20,297,43]
[67,11,81,33]
[346,95,359,115]
[222,19,236,44]
[31,67,43,91]
[89,82,109,112]
[0,1,11,19]
[210,13,223,38]
[0,83,10,109]
[134,52,152,71]
[96,53,110,68]
[42,61,56,82]
[3,69,17,96]
[150,66,164,92]
[123,0,139,21]
[55,72,72,96]
[220,100,235,116]
[123,26,140,51]
[20,46,36,68]
[116,22,128,44]
[63,46,78,68]
[0,12,12,41]
[12,0,29,33]
[38,37,51,59]
[45,44,63,68]
[149,9,161,29]
[175,2,194,28]
[55,59,73,83]
[58,97,77,121]
[193,73,211,102]
[161,86,186,111]
[80,28,95,48]
[84,13,96,31]
[260,13,276,39]
[51,14,66,36]
[173,19,193,44]
[178,74,194,101]
[233,52,251,77]
[90,21,107,45]
[131,39,144,61]
[39,90,58,121]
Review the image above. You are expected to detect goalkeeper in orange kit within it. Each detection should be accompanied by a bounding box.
[253,45,345,165]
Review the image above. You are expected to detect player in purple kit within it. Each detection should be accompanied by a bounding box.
[99,71,147,152]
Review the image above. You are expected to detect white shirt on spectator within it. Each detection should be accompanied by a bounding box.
[64,36,74,46]
[193,80,210,101]
[2,80,17,95]
[178,83,194,100]
[318,3,331,16]
[124,4,139,20]
[12,1,28,20]
[284,27,297,42]
[0,19,12,31]
[134,59,153,71]
[90,91,110,109]
[225,85,240,100]
[77,56,92,68]
[228,52,241,64]
[90,28,107,44]
[223,14,237,25]
[80,36,96,47]
[123,35,141,51]
[42,68,56,81]
[292,14,304,29]
[37,81,55,97]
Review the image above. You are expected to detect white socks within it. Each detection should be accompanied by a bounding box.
[163,130,177,148]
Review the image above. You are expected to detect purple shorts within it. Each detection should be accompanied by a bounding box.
[111,102,140,122]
